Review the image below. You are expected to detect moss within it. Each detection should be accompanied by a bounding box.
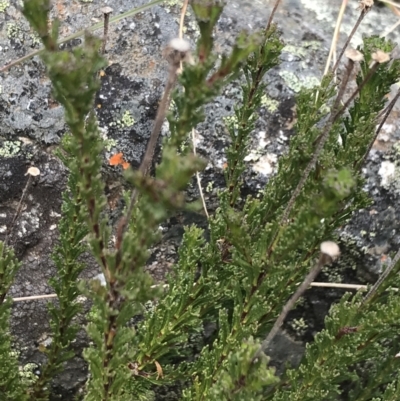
[0,141,21,158]
[0,0,9,13]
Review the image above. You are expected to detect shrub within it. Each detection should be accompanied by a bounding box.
[1,0,400,400]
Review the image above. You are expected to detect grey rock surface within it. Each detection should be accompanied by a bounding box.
[0,0,400,398]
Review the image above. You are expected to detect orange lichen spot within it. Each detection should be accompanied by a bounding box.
[109,152,124,166]
[109,152,130,170]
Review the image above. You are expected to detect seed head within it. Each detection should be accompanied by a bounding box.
[25,167,40,177]
[372,49,390,64]
[358,0,374,11]
[345,48,364,62]
[320,241,340,261]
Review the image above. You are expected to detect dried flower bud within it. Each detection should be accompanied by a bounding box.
[100,6,113,15]
[169,38,191,53]
[25,167,40,176]
[164,38,193,66]
[320,241,340,261]
[358,0,374,11]
[372,50,390,64]
[345,48,364,62]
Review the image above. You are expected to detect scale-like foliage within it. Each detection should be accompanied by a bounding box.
[1,1,400,400]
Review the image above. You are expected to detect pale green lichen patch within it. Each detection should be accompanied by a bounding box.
[261,94,279,113]
[283,41,321,59]
[111,110,135,129]
[283,44,307,59]
[289,317,308,336]
[279,70,320,93]
[19,363,39,385]
[7,22,24,41]
[29,31,41,47]
[0,0,9,13]
[0,140,21,157]
[99,128,117,151]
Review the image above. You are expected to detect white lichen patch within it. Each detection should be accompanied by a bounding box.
[0,140,21,157]
[378,160,395,188]
[257,131,270,148]
[17,210,40,237]
[252,153,278,176]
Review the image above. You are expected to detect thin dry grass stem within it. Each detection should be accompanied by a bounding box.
[266,0,283,32]
[0,0,164,73]
[380,0,400,8]
[12,283,169,303]
[253,242,340,361]
[178,0,208,218]
[331,3,372,75]
[359,87,400,168]
[311,282,368,290]
[192,129,209,218]
[325,0,349,78]
[13,294,58,302]
[361,248,400,305]
[16,280,375,304]
[380,17,400,37]
[179,0,189,40]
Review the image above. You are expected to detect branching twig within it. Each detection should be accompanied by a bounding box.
[274,56,364,239]
[252,242,340,361]
[116,39,191,249]
[359,86,400,168]
[331,2,373,74]
[266,0,283,33]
